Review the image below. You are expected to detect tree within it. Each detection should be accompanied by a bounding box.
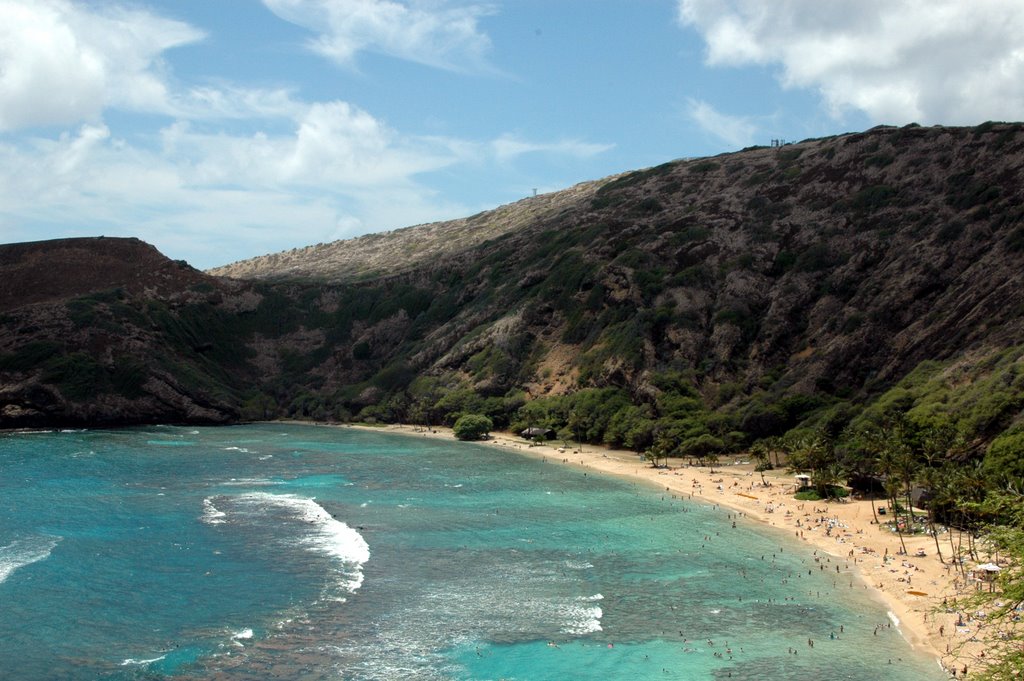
[604,404,656,451]
[681,433,725,466]
[786,431,839,497]
[958,488,1024,680]
[453,414,493,441]
[983,429,1024,485]
[241,392,277,421]
[917,422,968,564]
[882,474,909,555]
[750,440,773,485]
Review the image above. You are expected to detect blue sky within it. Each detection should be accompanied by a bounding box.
[2,1,1022,269]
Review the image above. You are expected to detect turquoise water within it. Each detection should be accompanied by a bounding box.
[0,424,945,680]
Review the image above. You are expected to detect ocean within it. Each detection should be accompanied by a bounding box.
[0,424,946,680]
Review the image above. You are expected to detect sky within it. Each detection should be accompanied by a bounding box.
[2,1,1023,269]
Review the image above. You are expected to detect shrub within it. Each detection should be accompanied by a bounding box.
[792,243,838,272]
[794,486,849,501]
[1006,226,1024,252]
[984,430,1024,483]
[42,352,104,401]
[453,414,494,441]
[936,221,964,243]
[633,197,664,214]
[0,341,63,372]
[850,185,896,212]
[690,161,720,174]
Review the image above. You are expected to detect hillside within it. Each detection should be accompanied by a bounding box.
[0,237,210,313]
[0,238,255,426]
[2,123,1024,480]
[207,179,602,282]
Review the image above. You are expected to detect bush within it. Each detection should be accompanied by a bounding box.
[795,486,849,501]
[850,185,896,212]
[42,352,104,401]
[984,430,1024,483]
[0,341,64,372]
[453,414,494,441]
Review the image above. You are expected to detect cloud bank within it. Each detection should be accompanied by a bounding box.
[262,0,495,72]
[0,1,609,268]
[678,0,1024,124]
[0,0,203,130]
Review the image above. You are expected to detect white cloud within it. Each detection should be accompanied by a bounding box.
[0,0,203,130]
[678,0,1024,124]
[686,99,757,148]
[491,134,614,162]
[0,100,472,267]
[262,0,495,72]
[173,86,307,121]
[0,1,611,268]
[161,101,459,191]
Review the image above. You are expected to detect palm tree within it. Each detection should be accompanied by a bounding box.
[894,447,920,537]
[815,462,847,500]
[786,431,837,498]
[919,465,948,563]
[765,435,785,468]
[844,425,887,524]
[883,473,909,555]
[751,441,772,485]
[917,422,970,564]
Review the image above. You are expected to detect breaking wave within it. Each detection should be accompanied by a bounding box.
[0,535,61,585]
[206,492,369,594]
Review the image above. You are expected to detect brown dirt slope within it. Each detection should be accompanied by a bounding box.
[0,237,213,313]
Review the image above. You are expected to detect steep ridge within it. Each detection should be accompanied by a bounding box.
[2,123,1024,463]
[207,179,603,282]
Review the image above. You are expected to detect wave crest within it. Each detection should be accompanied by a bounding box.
[0,535,61,584]
[212,493,369,594]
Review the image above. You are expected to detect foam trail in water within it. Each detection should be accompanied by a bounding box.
[201,498,226,525]
[0,535,61,584]
[121,656,166,667]
[238,493,370,593]
[222,478,281,486]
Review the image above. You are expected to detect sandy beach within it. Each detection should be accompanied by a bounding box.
[339,422,1013,677]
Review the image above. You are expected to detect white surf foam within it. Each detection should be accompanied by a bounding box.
[559,601,603,634]
[564,560,594,570]
[237,493,370,593]
[0,535,61,584]
[230,627,254,647]
[222,478,280,486]
[120,655,166,666]
[201,498,227,525]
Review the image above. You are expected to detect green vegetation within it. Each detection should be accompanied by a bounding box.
[0,341,64,372]
[453,414,494,440]
[689,160,719,174]
[849,184,896,212]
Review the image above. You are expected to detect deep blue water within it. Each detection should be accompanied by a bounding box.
[0,424,945,680]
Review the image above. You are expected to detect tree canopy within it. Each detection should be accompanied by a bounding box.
[453,414,494,441]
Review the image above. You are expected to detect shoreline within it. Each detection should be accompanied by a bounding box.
[342,421,994,677]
